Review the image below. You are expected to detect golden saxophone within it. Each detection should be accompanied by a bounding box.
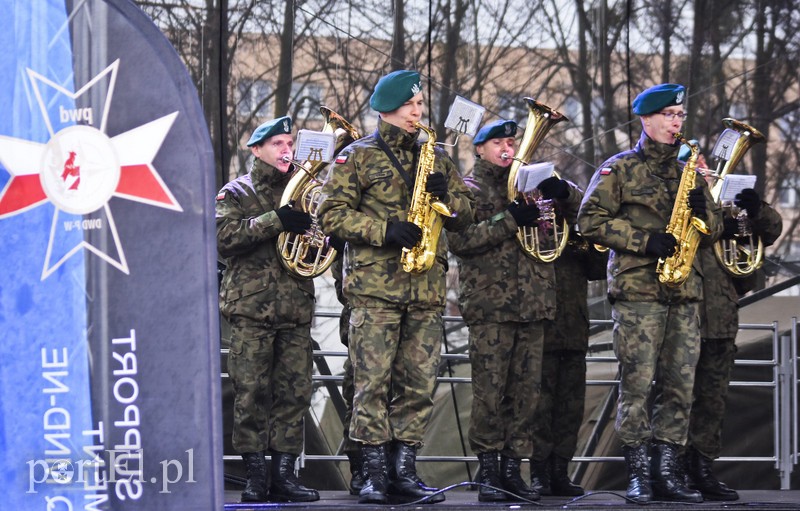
[656,135,711,287]
[709,118,766,276]
[277,107,360,278]
[400,122,455,274]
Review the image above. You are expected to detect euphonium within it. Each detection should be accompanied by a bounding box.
[507,98,570,262]
[709,118,766,276]
[656,135,712,287]
[277,107,360,278]
[401,122,455,274]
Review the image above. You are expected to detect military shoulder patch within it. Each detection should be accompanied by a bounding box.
[335,154,348,164]
[216,192,226,201]
[599,167,614,175]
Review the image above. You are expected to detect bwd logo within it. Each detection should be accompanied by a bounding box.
[0,59,183,279]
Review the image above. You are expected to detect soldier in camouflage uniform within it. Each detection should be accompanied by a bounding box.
[216,116,319,503]
[529,222,607,497]
[680,146,783,501]
[317,70,475,505]
[577,84,722,504]
[447,119,582,502]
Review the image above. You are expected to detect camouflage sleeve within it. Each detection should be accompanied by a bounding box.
[317,145,386,247]
[215,190,282,259]
[557,181,583,224]
[753,202,783,247]
[577,164,646,254]
[440,152,475,232]
[695,171,723,247]
[447,207,517,256]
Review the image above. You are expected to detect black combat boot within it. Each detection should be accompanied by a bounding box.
[347,450,366,496]
[500,455,540,502]
[387,442,445,503]
[476,452,505,502]
[360,444,389,504]
[621,444,652,504]
[687,448,739,501]
[240,451,268,502]
[268,451,320,502]
[529,457,552,496]
[550,455,584,496]
[650,442,703,502]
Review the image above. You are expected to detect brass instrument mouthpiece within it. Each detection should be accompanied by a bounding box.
[280,155,292,163]
[501,152,510,161]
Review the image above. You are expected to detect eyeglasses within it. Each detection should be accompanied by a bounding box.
[658,111,689,121]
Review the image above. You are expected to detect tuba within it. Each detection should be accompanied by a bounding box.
[709,118,766,276]
[507,98,570,262]
[656,135,712,287]
[401,122,455,274]
[277,107,360,278]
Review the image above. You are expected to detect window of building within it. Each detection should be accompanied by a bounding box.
[290,83,323,122]
[237,79,271,118]
[778,175,799,208]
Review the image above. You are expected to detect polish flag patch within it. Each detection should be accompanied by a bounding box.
[599,167,613,175]
[216,192,226,201]
[335,154,348,164]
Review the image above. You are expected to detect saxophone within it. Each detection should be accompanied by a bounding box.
[656,135,712,287]
[400,122,455,274]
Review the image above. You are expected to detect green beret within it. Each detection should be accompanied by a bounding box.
[369,70,422,113]
[632,83,686,115]
[473,119,517,145]
[677,139,700,162]
[246,116,292,147]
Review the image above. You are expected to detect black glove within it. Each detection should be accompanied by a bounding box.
[507,201,540,227]
[735,188,761,218]
[425,172,448,201]
[276,204,312,234]
[687,186,707,218]
[328,234,346,252]
[645,232,677,258]
[385,221,422,249]
[537,176,570,200]
[722,216,740,240]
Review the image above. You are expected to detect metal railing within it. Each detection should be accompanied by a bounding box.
[221,314,799,489]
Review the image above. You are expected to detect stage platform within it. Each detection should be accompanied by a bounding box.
[223,489,800,510]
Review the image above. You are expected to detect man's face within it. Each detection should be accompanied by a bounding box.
[251,133,294,173]
[380,92,424,133]
[642,105,686,145]
[476,137,516,167]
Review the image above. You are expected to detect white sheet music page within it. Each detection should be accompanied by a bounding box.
[719,174,757,202]
[444,96,485,137]
[295,129,336,163]
[517,162,554,194]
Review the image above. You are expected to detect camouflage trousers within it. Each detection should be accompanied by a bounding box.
[348,305,443,446]
[530,348,587,462]
[341,354,360,455]
[688,338,737,459]
[612,300,700,447]
[468,321,544,459]
[228,316,313,454]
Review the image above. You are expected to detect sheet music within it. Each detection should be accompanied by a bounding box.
[711,128,740,161]
[516,162,554,194]
[295,129,336,163]
[719,174,757,202]
[444,96,485,136]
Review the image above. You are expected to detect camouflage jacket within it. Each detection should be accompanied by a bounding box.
[578,132,722,303]
[215,158,315,325]
[317,119,474,308]
[447,158,581,324]
[699,202,783,339]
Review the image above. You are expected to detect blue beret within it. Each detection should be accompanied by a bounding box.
[632,83,686,115]
[473,119,517,145]
[246,116,292,147]
[369,70,422,113]
[677,139,700,162]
